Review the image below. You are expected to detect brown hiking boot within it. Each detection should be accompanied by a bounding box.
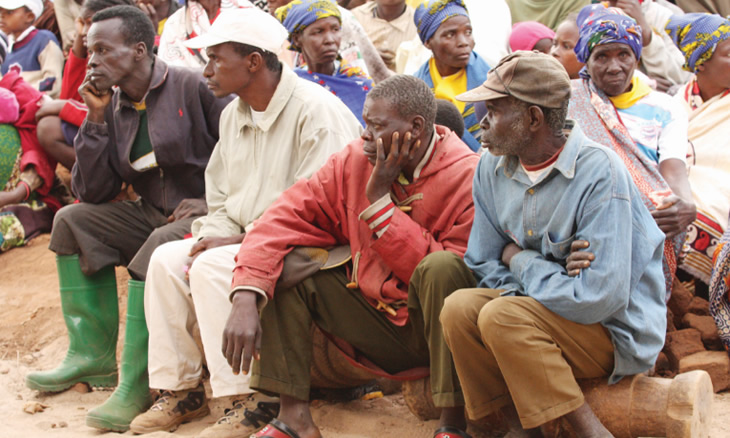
[129,384,209,434]
[198,393,279,438]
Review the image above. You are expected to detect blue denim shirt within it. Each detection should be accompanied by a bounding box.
[465,121,667,383]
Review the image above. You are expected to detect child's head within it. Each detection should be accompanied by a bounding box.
[509,21,555,54]
[0,0,42,38]
[435,99,465,138]
[550,13,583,79]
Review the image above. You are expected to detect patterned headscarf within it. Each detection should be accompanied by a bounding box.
[574,4,643,64]
[665,13,730,73]
[275,0,341,51]
[413,0,469,44]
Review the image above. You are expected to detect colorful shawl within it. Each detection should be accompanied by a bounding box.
[709,228,730,355]
[413,0,468,44]
[675,79,730,283]
[276,0,340,47]
[575,5,643,65]
[568,78,684,297]
[665,13,730,73]
[414,51,488,151]
[295,60,373,127]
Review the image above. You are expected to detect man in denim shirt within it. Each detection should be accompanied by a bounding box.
[440,51,667,437]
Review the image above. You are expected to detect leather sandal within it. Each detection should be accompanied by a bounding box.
[433,425,473,438]
[250,418,302,438]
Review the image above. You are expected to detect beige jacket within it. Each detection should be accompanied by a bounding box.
[191,66,362,239]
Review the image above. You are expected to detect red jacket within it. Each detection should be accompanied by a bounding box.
[0,70,61,211]
[58,50,87,127]
[232,125,479,325]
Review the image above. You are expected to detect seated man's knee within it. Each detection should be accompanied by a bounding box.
[440,288,483,332]
[413,251,468,282]
[187,246,220,282]
[477,297,530,345]
[52,203,85,234]
[144,223,184,250]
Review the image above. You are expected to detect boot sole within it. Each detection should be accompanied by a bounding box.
[25,373,118,393]
[128,405,211,434]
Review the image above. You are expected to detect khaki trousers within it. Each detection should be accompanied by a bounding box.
[251,251,475,407]
[440,288,615,429]
[145,239,252,397]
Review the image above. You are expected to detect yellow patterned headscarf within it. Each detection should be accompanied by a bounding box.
[665,13,730,72]
[275,0,341,51]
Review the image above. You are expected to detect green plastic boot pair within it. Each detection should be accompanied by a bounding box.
[25,255,152,432]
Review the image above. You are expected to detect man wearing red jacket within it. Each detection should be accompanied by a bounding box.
[225,74,480,438]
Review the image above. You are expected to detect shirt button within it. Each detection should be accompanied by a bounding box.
[527,230,533,236]
[528,188,535,195]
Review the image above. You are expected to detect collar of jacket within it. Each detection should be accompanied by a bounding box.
[236,65,298,133]
[115,57,169,112]
[495,119,582,181]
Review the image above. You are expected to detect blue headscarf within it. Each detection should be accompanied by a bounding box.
[574,5,643,64]
[413,0,469,44]
[665,13,730,72]
[275,0,341,50]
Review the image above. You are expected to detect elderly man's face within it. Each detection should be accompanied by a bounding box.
[586,42,637,96]
[86,18,141,92]
[361,97,413,166]
[479,97,529,157]
[203,43,252,98]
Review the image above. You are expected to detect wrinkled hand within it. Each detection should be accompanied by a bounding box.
[78,72,112,124]
[610,0,652,45]
[167,198,208,223]
[365,131,421,203]
[35,98,67,121]
[136,1,160,34]
[501,242,523,267]
[222,291,261,375]
[566,240,595,277]
[651,194,696,238]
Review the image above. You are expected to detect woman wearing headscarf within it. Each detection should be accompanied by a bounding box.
[665,13,730,296]
[158,0,253,68]
[276,0,373,126]
[412,0,488,152]
[567,5,695,298]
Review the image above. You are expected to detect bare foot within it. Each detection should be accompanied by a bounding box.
[276,395,322,438]
[563,402,613,438]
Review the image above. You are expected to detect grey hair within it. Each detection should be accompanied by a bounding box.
[368,75,437,135]
[510,97,568,133]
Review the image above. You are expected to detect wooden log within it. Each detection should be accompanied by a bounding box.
[402,372,713,438]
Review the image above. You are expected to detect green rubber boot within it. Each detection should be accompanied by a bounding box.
[25,255,119,392]
[86,279,153,432]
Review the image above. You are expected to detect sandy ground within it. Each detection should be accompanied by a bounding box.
[1,234,729,438]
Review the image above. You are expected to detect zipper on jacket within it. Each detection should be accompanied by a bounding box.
[160,168,168,216]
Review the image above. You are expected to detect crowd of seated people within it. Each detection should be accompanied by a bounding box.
[0,0,727,437]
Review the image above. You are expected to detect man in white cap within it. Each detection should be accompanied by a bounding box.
[440,51,667,437]
[0,0,63,96]
[130,6,362,437]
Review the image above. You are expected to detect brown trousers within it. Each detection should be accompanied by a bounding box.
[251,251,475,407]
[441,288,615,429]
[49,199,198,280]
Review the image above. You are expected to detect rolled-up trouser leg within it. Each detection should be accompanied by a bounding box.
[441,288,614,428]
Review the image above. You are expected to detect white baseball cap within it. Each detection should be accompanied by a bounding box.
[184,7,288,56]
[0,0,43,20]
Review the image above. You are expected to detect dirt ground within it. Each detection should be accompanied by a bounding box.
[1,234,729,438]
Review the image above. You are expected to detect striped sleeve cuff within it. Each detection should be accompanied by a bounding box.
[359,194,395,238]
